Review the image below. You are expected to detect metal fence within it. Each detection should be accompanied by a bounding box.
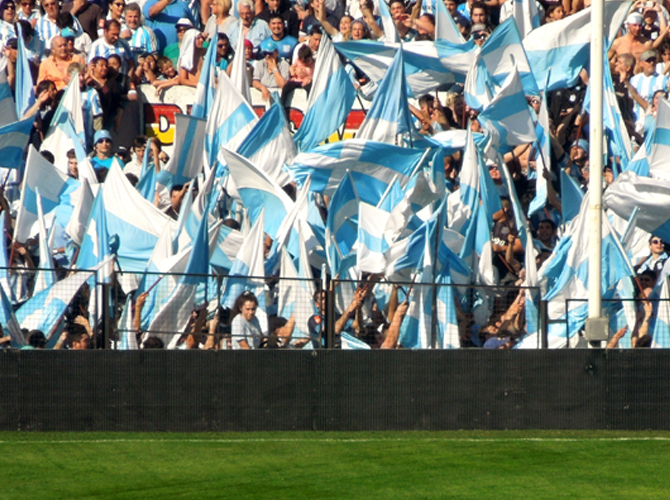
[1,266,550,350]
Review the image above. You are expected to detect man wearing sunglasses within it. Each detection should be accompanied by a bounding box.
[636,236,668,280]
[90,129,124,171]
[470,23,489,47]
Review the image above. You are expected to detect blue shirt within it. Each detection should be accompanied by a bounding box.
[261,34,297,61]
[143,0,194,51]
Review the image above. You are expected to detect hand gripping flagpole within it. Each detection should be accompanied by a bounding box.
[585,0,608,343]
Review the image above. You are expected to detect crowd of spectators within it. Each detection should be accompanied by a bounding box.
[0,0,668,350]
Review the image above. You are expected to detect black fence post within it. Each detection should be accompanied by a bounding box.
[326,280,335,349]
[540,297,548,349]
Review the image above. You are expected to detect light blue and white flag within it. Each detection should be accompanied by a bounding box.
[15,23,34,119]
[164,113,207,186]
[16,268,93,340]
[33,189,57,295]
[652,276,670,348]
[0,284,24,347]
[375,0,399,42]
[0,212,13,302]
[527,86,551,217]
[325,171,359,276]
[356,48,414,144]
[65,177,95,245]
[435,269,459,348]
[191,37,217,119]
[205,70,258,170]
[294,34,356,152]
[0,58,17,127]
[540,194,633,347]
[523,1,630,91]
[101,163,176,273]
[117,295,138,350]
[0,116,35,170]
[220,148,293,239]
[477,68,537,146]
[40,73,86,174]
[435,0,465,44]
[357,202,390,274]
[231,22,253,105]
[334,40,472,95]
[76,189,113,283]
[136,143,156,202]
[560,169,584,224]
[604,170,670,242]
[512,0,540,38]
[286,139,427,205]
[464,18,538,111]
[341,331,372,349]
[221,212,266,311]
[648,98,670,180]
[237,101,295,186]
[148,210,213,348]
[14,146,80,243]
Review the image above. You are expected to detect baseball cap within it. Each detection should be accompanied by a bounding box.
[626,12,643,25]
[175,18,194,28]
[641,49,659,62]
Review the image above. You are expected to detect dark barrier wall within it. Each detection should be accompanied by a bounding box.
[1,349,669,431]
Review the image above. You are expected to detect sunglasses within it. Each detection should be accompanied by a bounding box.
[473,32,488,40]
[43,2,56,7]
[98,138,112,144]
[652,239,664,244]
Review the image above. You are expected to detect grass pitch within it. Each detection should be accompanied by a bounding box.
[1,431,669,499]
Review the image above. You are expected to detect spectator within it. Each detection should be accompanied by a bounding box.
[203,0,236,41]
[143,0,194,51]
[37,35,85,89]
[36,0,81,47]
[227,0,271,49]
[63,0,104,41]
[635,235,668,277]
[257,0,299,39]
[90,129,123,170]
[230,290,263,349]
[124,2,158,62]
[88,19,134,76]
[162,17,192,66]
[253,40,288,101]
[261,11,297,61]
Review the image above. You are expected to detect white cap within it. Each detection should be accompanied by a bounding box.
[626,12,643,25]
[176,18,194,28]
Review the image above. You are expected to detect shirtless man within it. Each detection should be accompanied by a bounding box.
[609,11,667,69]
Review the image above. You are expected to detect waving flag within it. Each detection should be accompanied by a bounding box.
[136,144,156,202]
[231,23,252,105]
[648,98,670,180]
[286,139,426,204]
[117,295,138,350]
[293,35,356,152]
[478,68,537,146]
[512,0,540,38]
[0,285,24,347]
[435,0,465,44]
[191,38,217,119]
[527,85,551,217]
[375,0,399,42]
[16,269,93,340]
[32,190,57,295]
[15,23,35,119]
[220,148,293,239]
[205,70,258,169]
[604,170,670,241]
[76,189,113,281]
[357,202,390,274]
[0,116,35,170]
[164,113,207,186]
[523,1,630,91]
[560,170,584,223]
[334,40,472,95]
[14,146,80,243]
[325,171,359,275]
[0,58,17,127]
[237,101,295,186]
[464,18,538,111]
[356,48,414,143]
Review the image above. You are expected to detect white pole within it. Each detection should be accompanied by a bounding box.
[586,0,607,342]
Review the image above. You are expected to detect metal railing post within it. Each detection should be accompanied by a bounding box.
[326,280,335,349]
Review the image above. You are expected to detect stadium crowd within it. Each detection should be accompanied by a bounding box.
[0,0,666,351]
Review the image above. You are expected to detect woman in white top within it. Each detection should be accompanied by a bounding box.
[204,0,236,41]
[230,291,263,349]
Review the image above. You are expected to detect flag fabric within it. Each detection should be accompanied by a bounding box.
[117,295,138,350]
[286,139,427,205]
[523,1,630,91]
[14,146,80,243]
[136,144,156,202]
[293,34,356,152]
[76,189,113,283]
[477,68,537,146]
[648,97,670,181]
[527,86,551,216]
[0,116,35,170]
[231,24,253,105]
[435,0,465,44]
[341,331,372,349]
[512,0,540,38]
[0,284,24,348]
[65,177,95,245]
[357,202,390,274]
[220,148,294,239]
[148,209,214,348]
[204,69,258,169]
[375,0,399,42]
[0,57,17,127]
[15,23,34,119]
[191,38,217,119]
[334,40,473,96]
[16,268,93,340]
[101,163,176,273]
[164,113,207,186]
[325,171,359,276]
[237,101,295,186]
[604,170,670,242]
[32,189,57,295]
[560,169,584,223]
[356,48,414,144]
[435,269,459,348]
[464,18,538,111]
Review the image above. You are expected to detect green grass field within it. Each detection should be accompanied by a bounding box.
[1,431,670,499]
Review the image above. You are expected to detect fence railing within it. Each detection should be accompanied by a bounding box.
[0,266,553,350]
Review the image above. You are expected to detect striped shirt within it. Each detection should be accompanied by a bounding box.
[81,86,103,146]
[36,15,82,48]
[17,8,40,23]
[88,37,134,73]
[630,71,668,120]
[0,21,15,50]
[128,25,158,60]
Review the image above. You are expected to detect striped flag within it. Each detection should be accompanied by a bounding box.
[164,113,207,186]
[0,116,35,170]
[15,23,34,119]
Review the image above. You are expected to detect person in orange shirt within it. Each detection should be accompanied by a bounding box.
[36,35,85,90]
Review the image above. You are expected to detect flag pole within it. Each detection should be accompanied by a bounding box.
[585,0,607,343]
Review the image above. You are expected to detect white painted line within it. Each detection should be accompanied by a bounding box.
[0,437,669,445]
